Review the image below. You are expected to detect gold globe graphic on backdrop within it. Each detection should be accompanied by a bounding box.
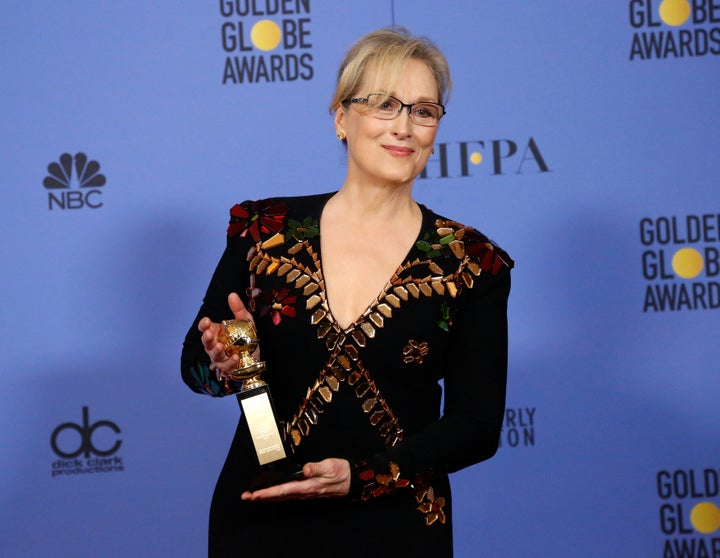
[659,0,691,26]
[671,247,704,279]
[251,20,282,51]
[690,502,720,535]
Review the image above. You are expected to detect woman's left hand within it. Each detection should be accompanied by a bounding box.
[240,458,351,502]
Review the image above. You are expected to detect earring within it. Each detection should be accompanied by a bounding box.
[431,148,435,155]
[336,131,345,141]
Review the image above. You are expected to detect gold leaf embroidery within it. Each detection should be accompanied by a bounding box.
[393,286,409,301]
[261,232,285,250]
[350,330,367,347]
[310,308,327,324]
[377,303,393,318]
[368,312,384,328]
[360,322,375,338]
[385,294,401,308]
[303,283,319,296]
[306,294,321,310]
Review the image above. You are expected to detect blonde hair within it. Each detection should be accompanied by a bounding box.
[329,27,451,112]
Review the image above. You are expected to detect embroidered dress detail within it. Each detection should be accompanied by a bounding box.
[236,203,508,525]
[182,195,513,531]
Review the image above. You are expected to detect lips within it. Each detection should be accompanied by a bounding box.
[382,145,414,157]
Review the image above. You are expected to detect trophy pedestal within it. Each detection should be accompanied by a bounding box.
[218,318,303,490]
[238,384,304,490]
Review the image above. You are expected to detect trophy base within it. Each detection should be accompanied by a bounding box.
[249,462,305,491]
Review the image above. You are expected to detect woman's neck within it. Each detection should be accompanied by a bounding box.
[331,181,418,223]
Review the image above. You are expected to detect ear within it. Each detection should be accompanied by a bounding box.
[333,105,346,135]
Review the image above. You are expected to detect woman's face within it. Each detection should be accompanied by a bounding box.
[335,58,440,190]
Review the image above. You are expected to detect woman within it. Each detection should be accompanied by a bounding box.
[182,27,513,557]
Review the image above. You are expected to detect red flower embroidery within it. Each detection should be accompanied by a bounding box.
[464,228,511,275]
[259,288,297,325]
[433,219,513,274]
[227,199,288,242]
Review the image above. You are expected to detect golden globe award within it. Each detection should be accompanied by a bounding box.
[217,319,303,490]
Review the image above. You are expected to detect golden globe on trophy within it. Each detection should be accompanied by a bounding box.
[217,319,303,490]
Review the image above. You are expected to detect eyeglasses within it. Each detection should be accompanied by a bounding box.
[343,93,446,127]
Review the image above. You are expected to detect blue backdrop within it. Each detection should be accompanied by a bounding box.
[2,1,719,556]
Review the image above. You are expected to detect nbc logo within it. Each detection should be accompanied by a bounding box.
[43,152,106,210]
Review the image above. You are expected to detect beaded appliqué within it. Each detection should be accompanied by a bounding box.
[415,480,447,526]
[402,339,429,365]
[355,462,447,525]
[230,200,511,525]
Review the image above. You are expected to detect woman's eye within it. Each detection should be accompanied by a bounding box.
[414,106,439,119]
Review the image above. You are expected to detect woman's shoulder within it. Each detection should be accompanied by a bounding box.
[226,192,334,240]
[228,192,334,216]
[419,204,514,275]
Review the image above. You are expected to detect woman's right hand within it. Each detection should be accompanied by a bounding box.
[198,292,255,374]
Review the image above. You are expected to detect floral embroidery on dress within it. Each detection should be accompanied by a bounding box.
[357,461,411,500]
[225,198,511,526]
[464,227,513,275]
[259,287,297,325]
[286,216,319,242]
[416,483,447,526]
[402,339,429,364]
[354,461,448,526]
[415,229,452,259]
[228,199,288,242]
[437,302,452,332]
[431,218,514,274]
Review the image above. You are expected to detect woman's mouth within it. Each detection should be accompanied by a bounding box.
[382,145,414,157]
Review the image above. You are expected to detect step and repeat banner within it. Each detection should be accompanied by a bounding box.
[1,2,718,557]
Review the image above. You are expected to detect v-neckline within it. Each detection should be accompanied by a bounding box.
[315,195,427,332]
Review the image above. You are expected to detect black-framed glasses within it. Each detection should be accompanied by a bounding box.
[343,93,446,127]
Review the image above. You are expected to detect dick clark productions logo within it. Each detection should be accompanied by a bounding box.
[43,152,107,210]
[50,406,124,477]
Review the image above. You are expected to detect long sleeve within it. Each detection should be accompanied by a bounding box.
[181,232,252,396]
[348,262,511,503]
[180,196,513,529]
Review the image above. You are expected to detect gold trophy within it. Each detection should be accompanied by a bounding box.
[217,319,303,489]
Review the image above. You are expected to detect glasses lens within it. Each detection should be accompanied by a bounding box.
[361,94,443,126]
[366,94,401,118]
[411,103,442,124]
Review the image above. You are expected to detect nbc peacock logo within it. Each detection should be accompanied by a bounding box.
[43,152,106,210]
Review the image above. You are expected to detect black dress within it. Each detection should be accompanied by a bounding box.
[181,192,513,557]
